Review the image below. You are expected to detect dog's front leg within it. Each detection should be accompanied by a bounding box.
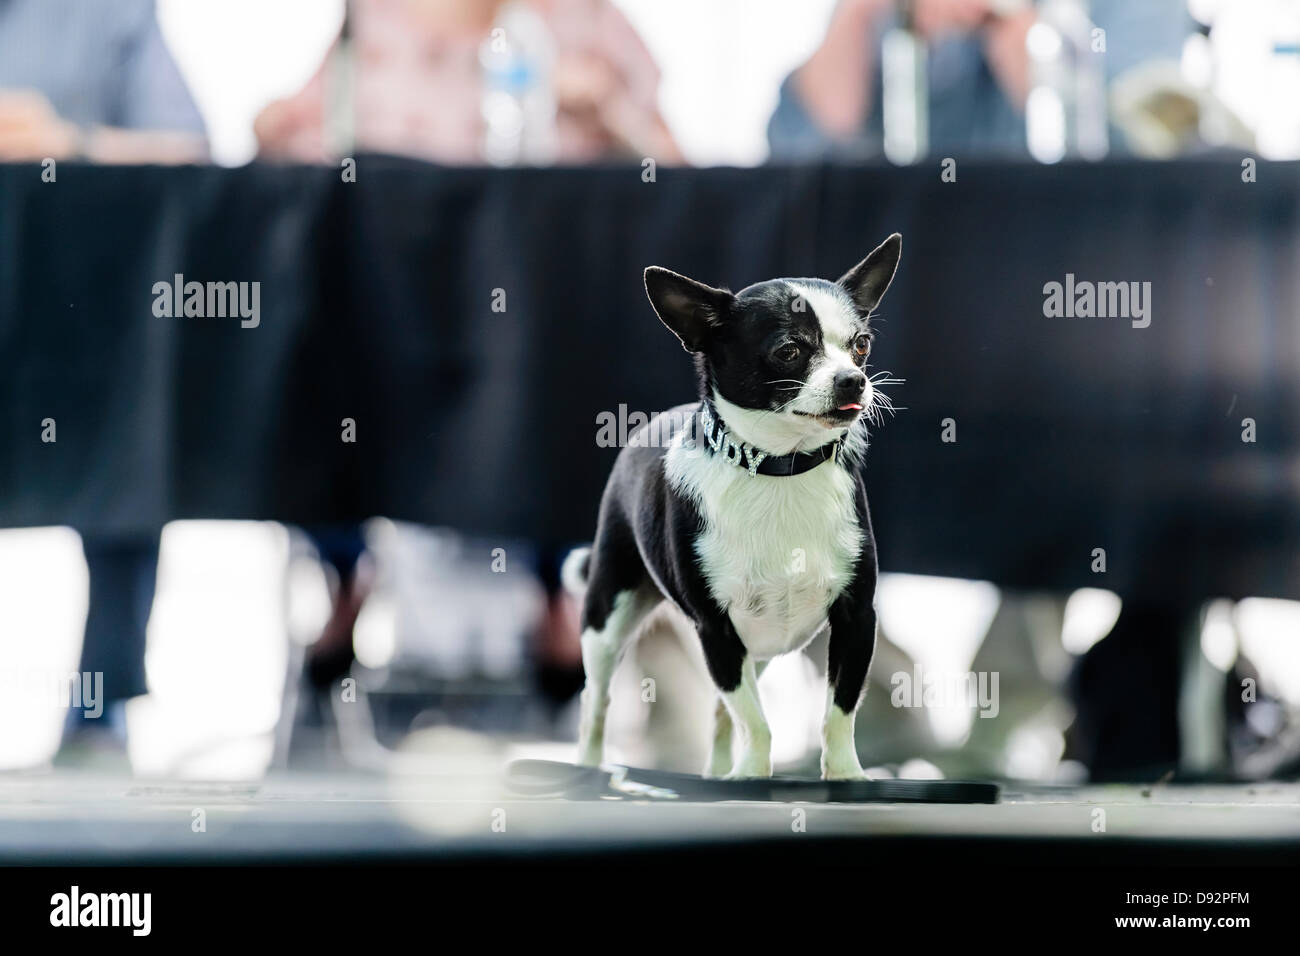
[698,620,772,778]
[821,476,881,780]
[822,586,878,781]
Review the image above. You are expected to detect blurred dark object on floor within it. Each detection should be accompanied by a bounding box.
[53,533,159,768]
[1225,654,1300,780]
[302,525,371,691]
[1066,599,1188,782]
[77,533,158,709]
[532,546,584,709]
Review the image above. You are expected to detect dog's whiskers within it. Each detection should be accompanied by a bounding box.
[863,371,904,427]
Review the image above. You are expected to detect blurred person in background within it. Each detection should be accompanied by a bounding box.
[255,0,682,165]
[0,0,206,164]
[768,0,1193,160]
[0,0,207,766]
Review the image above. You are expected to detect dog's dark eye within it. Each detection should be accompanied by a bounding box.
[852,333,872,359]
[773,342,801,363]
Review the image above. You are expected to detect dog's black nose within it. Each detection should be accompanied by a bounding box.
[833,369,867,402]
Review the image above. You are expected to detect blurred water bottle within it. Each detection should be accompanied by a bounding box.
[324,2,355,159]
[479,2,558,166]
[1026,0,1109,162]
[881,0,928,165]
[1265,4,1300,157]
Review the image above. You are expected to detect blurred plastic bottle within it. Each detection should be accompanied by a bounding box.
[324,2,355,159]
[479,1,558,166]
[1026,0,1109,162]
[881,0,928,165]
[1264,1,1300,157]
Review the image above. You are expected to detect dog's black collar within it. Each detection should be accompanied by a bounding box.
[694,401,845,478]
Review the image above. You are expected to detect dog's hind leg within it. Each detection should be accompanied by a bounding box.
[577,582,660,766]
[719,656,772,779]
[706,698,734,778]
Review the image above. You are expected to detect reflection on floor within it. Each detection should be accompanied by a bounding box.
[2,765,1299,864]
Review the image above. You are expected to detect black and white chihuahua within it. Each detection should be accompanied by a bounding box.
[564,234,902,780]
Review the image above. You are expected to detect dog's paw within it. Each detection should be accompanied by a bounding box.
[703,758,731,779]
[821,756,869,781]
[724,753,772,779]
[704,741,734,779]
[826,764,868,780]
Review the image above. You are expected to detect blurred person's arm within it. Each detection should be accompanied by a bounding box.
[790,0,1014,133]
[254,58,330,162]
[554,53,683,164]
[770,0,1030,159]
[0,90,80,160]
[78,125,207,164]
[789,0,892,141]
[913,0,1031,112]
[0,89,205,163]
[786,0,993,140]
[980,6,1035,108]
[557,2,684,164]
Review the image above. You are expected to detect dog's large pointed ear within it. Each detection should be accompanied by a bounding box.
[837,233,902,316]
[644,267,734,353]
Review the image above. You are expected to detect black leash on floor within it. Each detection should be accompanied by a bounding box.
[506,759,999,804]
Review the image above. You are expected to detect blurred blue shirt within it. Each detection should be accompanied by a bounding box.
[0,0,204,133]
[769,0,1193,160]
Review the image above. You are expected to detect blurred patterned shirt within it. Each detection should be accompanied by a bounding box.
[257,0,664,164]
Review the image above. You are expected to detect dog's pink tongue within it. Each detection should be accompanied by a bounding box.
[838,402,863,411]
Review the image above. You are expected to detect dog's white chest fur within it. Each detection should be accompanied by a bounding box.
[666,442,862,660]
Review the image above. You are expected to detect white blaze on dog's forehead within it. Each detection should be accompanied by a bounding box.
[786,281,857,345]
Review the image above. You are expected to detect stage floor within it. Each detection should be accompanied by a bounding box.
[2,768,1299,865]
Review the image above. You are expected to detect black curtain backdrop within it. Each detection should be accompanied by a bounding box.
[1,157,1297,602]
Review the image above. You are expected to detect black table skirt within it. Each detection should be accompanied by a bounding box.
[1,157,1297,602]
